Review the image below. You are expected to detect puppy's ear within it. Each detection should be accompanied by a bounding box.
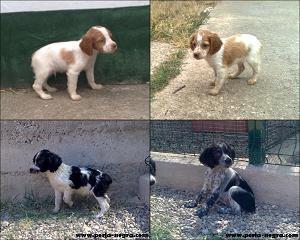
[102,173,112,185]
[189,32,197,50]
[48,152,62,172]
[225,143,236,160]
[199,147,216,168]
[79,29,94,56]
[208,33,222,55]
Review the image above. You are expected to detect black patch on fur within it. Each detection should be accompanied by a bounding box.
[221,143,236,160]
[32,149,62,172]
[69,166,88,189]
[231,187,256,213]
[224,170,254,195]
[92,173,112,197]
[149,158,156,177]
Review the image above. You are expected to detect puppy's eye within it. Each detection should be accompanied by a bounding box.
[202,43,209,48]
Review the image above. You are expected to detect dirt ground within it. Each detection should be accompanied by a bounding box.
[151,1,299,120]
[0,84,149,120]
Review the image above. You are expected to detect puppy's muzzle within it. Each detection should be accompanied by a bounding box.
[30,165,40,174]
[193,53,202,60]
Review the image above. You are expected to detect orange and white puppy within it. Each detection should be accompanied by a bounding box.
[32,26,117,100]
[190,29,262,95]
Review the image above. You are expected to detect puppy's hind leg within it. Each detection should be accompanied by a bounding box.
[94,196,110,218]
[53,190,63,213]
[228,186,255,215]
[32,71,53,100]
[247,56,260,85]
[228,63,245,79]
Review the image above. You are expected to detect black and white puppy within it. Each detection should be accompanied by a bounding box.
[185,143,255,218]
[29,149,112,218]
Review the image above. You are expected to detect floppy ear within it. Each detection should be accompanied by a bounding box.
[102,173,112,185]
[79,30,93,56]
[189,33,197,50]
[47,152,62,172]
[199,147,216,168]
[225,143,236,160]
[208,33,222,55]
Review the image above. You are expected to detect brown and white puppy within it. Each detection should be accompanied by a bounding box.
[190,29,262,95]
[32,26,117,100]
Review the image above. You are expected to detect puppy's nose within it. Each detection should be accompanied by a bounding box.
[112,42,117,50]
[193,53,200,58]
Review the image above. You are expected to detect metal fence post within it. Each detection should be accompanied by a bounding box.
[248,120,266,165]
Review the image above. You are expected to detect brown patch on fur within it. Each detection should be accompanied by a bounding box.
[79,27,105,56]
[60,49,75,64]
[207,33,222,55]
[223,36,248,66]
[189,33,197,50]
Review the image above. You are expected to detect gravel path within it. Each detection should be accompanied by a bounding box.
[151,186,300,239]
[1,197,149,239]
[151,1,299,119]
[151,42,177,75]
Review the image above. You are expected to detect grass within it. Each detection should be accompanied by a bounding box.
[151,1,216,96]
[151,0,216,48]
[151,216,179,240]
[151,49,186,97]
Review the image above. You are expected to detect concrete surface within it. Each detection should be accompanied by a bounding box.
[1,84,149,120]
[151,1,299,119]
[1,121,149,201]
[151,152,300,210]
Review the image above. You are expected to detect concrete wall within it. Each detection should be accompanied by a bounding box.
[152,152,300,210]
[1,121,149,201]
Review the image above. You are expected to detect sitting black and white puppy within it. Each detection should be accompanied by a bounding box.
[29,149,112,218]
[185,143,255,218]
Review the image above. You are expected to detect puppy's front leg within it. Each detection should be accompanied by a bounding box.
[53,190,63,213]
[86,67,103,90]
[185,190,206,208]
[209,67,226,96]
[63,189,74,207]
[196,189,221,218]
[209,68,217,87]
[67,71,82,101]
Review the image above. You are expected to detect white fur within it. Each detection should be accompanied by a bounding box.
[31,26,116,100]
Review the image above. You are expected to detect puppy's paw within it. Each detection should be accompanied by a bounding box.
[91,84,103,90]
[40,93,53,100]
[66,201,73,208]
[247,78,257,85]
[70,94,82,101]
[52,208,60,214]
[95,213,104,219]
[184,201,197,208]
[196,207,208,218]
[208,88,220,96]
